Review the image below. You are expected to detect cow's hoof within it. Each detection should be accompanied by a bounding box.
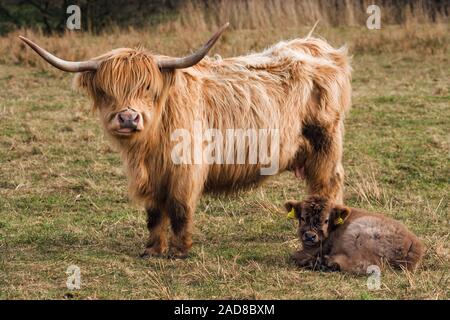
[140,247,165,258]
[323,255,341,272]
[168,249,189,260]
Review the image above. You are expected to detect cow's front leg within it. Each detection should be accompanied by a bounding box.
[167,199,193,259]
[140,207,169,258]
[292,250,321,269]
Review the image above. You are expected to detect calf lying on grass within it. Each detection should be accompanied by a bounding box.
[285,196,424,274]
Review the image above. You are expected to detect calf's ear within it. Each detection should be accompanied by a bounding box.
[331,205,351,227]
[284,201,302,220]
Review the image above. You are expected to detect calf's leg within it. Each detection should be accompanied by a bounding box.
[292,250,321,269]
[326,254,374,274]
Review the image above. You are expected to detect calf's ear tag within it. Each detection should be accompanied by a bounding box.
[335,214,344,225]
[287,208,296,219]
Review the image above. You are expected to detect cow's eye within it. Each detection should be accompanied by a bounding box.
[324,219,329,224]
[146,84,150,90]
[300,217,305,222]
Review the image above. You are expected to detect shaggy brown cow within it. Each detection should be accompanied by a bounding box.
[20,24,351,258]
[285,196,424,273]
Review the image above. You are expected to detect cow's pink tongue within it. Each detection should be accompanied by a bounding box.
[294,166,305,179]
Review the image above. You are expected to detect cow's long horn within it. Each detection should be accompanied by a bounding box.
[158,22,229,70]
[19,36,99,72]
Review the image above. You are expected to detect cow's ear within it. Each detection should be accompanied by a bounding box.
[284,201,302,220]
[73,72,99,112]
[73,72,92,91]
[73,72,97,99]
[330,205,351,227]
[155,70,175,106]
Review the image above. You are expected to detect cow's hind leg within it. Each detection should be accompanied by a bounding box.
[324,254,368,274]
[141,207,169,258]
[166,170,203,259]
[303,120,344,204]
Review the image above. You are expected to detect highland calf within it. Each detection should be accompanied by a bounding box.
[285,196,424,273]
[21,24,351,258]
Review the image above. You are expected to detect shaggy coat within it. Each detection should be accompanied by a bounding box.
[22,32,352,257]
[285,196,424,274]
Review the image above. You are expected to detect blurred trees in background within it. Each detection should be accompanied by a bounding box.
[0,0,448,35]
[0,0,181,34]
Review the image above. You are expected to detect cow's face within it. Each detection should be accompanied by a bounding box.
[285,196,351,248]
[19,23,228,141]
[75,50,166,140]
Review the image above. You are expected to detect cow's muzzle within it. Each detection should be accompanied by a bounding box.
[302,231,319,247]
[115,109,141,135]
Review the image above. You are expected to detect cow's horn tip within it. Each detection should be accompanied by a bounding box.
[18,36,30,43]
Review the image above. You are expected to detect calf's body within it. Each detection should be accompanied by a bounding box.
[286,196,424,274]
[320,209,423,273]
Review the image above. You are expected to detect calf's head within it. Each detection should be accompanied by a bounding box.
[285,196,351,248]
[19,24,228,140]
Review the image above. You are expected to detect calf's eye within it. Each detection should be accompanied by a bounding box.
[324,219,329,224]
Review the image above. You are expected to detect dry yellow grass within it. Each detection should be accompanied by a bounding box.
[0,22,448,74]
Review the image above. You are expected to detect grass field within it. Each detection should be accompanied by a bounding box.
[0,24,449,299]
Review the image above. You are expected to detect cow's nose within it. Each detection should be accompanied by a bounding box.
[117,110,140,129]
[303,232,317,241]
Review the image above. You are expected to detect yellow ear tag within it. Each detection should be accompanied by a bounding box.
[287,208,296,219]
[335,216,344,225]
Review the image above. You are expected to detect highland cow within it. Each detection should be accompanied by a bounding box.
[285,196,424,273]
[20,23,352,258]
